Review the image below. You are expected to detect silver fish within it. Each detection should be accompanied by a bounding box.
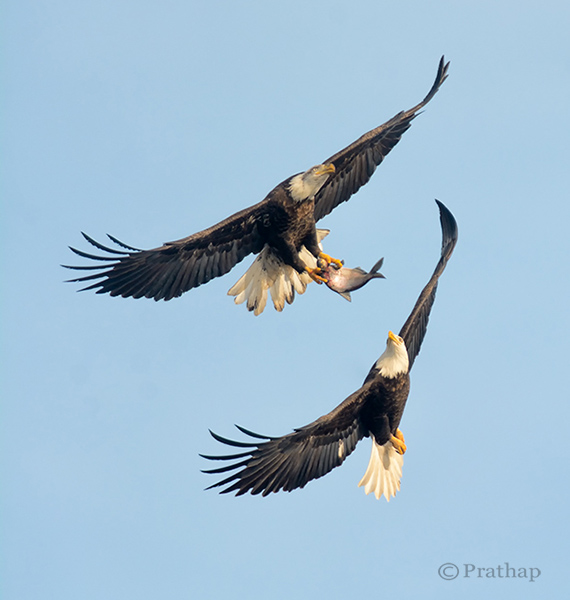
[319,258,385,301]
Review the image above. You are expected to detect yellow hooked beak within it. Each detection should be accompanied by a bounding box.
[388,331,402,345]
[315,163,336,176]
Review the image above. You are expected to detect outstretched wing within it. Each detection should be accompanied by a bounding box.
[63,202,274,301]
[398,199,458,369]
[313,56,449,222]
[201,387,373,496]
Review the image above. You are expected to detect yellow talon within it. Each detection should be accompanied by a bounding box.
[306,266,327,284]
[394,428,405,442]
[390,429,407,455]
[318,252,343,269]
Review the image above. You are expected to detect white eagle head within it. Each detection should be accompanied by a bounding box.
[288,163,336,202]
[375,331,410,378]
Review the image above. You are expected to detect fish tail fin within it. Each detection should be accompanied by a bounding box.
[370,257,385,275]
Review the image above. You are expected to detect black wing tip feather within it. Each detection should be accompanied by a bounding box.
[207,428,261,449]
[62,233,143,295]
[397,199,458,368]
[313,57,450,222]
[80,232,135,255]
[201,420,364,497]
[409,55,450,115]
[105,233,144,252]
[63,233,134,269]
[390,56,450,121]
[233,424,275,440]
[201,425,296,497]
[64,220,259,300]
[434,199,459,259]
[63,233,180,300]
[199,427,259,494]
[437,55,450,86]
[431,55,450,98]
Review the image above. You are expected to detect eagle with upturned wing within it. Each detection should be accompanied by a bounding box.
[64,58,449,314]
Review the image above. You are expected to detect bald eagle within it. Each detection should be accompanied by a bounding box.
[64,58,449,314]
[201,200,458,500]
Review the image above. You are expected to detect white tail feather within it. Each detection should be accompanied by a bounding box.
[227,230,329,315]
[358,438,404,501]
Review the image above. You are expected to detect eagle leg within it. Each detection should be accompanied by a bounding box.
[305,266,327,284]
[390,429,407,455]
[318,251,343,270]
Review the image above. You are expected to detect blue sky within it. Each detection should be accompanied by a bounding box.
[3,1,570,599]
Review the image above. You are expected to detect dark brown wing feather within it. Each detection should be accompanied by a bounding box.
[398,200,458,369]
[200,386,373,496]
[313,57,449,222]
[63,201,274,301]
